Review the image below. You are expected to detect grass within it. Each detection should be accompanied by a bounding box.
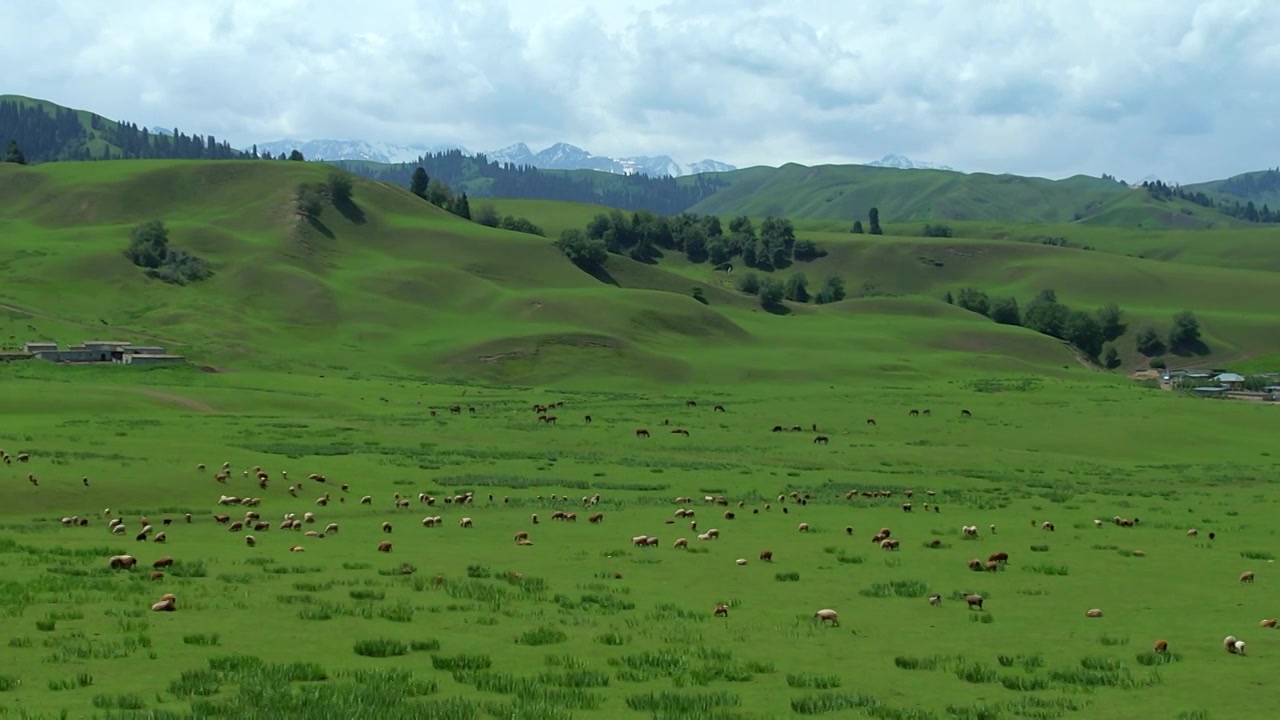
[0,362,1277,719]
[0,157,1277,718]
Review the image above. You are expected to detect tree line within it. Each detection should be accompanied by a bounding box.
[337,150,727,216]
[406,166,544,237]
[947,287,1206,367]
[1142,179,1278,223]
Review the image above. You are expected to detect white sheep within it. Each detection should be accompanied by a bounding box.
[814,608,839,626]
[1234,640,1247,655]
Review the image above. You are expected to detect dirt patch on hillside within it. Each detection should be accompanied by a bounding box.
[125,388,217,413]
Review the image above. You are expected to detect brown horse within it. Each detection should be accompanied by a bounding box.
[909,409,919,416]
[813,435,829,445]
[635,429,650,438]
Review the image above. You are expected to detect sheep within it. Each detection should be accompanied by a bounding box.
[245,535,257,547]
[381,522,392,533]
[705,528,720,539]
[967,558,983,571]
[759,550,773,561]
[962,525,978,537]
[111,524,126,535]
[1187,528,1198,537]
[152,532,167,543]
[1153,640,1168,653]
[814,608,839,626]
[713,603,729,617]
[643,536,659,546]
[1093,519,1103,527]
[152,556,173,569]
[735,558,748,565]
[928,594,941,606]
[1085,608,1103,618]
[902,503,912,513]
[290,545,305,552]
[459,517,473,528]
[965,594,984,610]
[109,555,137,569]
[151,595,177,612]
[880,538,900,550]
[377,541,392,552]
[303,512,316,524]
[1235,640,1247,655]
[589,513,604,524]
[1261,619,1278,628]
[1241,571,1255,583]
[673,538,689,548]
[1041,521,1055,532]
[148,571,164,581]
[1224,635,1238,652]
[798,522,810,532]
[989,552,1009,564]
[531,513,540,525]
[513,531,529,543]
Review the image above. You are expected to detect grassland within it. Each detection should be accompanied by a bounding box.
[0,359,1278,720]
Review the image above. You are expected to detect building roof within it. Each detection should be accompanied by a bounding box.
[1215,373,1246,382]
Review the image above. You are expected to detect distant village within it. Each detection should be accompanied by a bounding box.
[1161,368,1280,402]
[0,340,186,366]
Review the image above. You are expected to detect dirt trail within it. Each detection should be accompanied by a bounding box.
[124,388,217,413]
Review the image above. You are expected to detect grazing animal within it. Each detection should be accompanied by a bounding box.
[866,418,876,426]
[714,603,729,617]
[513,531,529,542]
[713,404,725,412]
[989,552,1009,564]
[459,517,473,528]
[381,522,392,533]
[909,409,919,416]
[845,526,853,535]
[110,555,137,570]
[1261,619,1278,628]
[814,609,839,626]
[772,425,783,432]
[965,594,984,610]
[759,550,773,561]
[1153,640,1168,653]
[1085,608,1103,618]
[377,541,392,552]
[961,409,972,417]
[1041,521,1055,532]
[152,557,173,569]
[151,595,177,612]
[671,428,690,436]
[635,428,650,438]
[1235,640,1246,655]
[584,415,592,424]
[589,512,604,524]
[797,522,810,532]
[928,594,941,606]
[735,558,748,565]
[152,532,167,543]
[1187,528,1198,537]
[813,435,829,445]
[902,503,912,512]
[1241,571,1255,583]
[245,535,257,547]
[1224,635,1238,652]
[673,538,688,548]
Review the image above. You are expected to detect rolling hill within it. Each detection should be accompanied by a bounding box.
[0,160,1100,389]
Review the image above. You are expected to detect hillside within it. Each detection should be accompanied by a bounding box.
[1184,168,1280,208]
[0,160,1091,388]
[493,198,1280,371]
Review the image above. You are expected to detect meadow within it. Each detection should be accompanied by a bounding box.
[0,360,1277,720]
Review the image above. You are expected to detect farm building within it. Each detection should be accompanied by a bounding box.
[1213,372,1246,389]
[20,340,186,365]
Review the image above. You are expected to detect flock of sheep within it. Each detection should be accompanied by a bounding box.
[17,399,1275,659]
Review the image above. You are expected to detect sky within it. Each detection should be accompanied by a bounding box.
[4,0,1277,182]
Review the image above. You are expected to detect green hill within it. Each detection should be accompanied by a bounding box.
[1184,168,1280,208]
[0,160,1100,389]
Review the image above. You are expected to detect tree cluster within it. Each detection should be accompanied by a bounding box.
[295,172,357,220]
[849,207,884,234]
[559,210,823,271]
[1142,179,1278,223]
[407,166,543,236]
[4,140,24,164]
[124,220,213,285]
[947,288,1132,365]
[736,271,846,309]
[1133,311,1204,358]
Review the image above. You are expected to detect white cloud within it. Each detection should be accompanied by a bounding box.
[2,0,1277,181]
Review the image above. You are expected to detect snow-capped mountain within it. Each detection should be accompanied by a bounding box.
[248,139,466,164]
[866,154,957,172]
[483,142,735,177]
[245,137,737,177]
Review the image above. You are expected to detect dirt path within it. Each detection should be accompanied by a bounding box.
[125,388,218,413]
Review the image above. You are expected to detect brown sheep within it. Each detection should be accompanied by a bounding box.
[714,603,729,617]
[723,511,735,520]
[152,532,167,543]
[965,594,984,610]
[151,596,176,612]
[1187,528,1198,537]
[381,522,392,534]
[589,513,604,524]
[984,560,1000,572]
[880,538,900,551]
[759,550,773,562]
[1085,608,1103,618]
[245,535,257,547]
[814,608,839,626]
[152,556,174,569]
[989,552,1009,564]
[1261,619,1278,628]
[148,571,164,581]
[673,538,689,548]
[1241,571,1256,583]
[1153,640,1168,653]
[513,531,529,543]
[377,541,392,552]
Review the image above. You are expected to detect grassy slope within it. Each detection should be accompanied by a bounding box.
[496,199,1280,370]
[1184,168,1280,207]
[0,364,1277,718]
[0,161,1080,390]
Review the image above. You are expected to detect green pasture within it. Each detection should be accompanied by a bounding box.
[0,363,1277,719]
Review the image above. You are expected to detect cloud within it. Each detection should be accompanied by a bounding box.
[2,0,1277,181]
